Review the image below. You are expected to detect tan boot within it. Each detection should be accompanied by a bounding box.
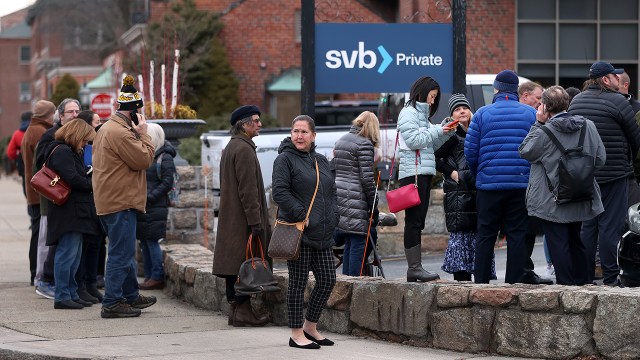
[231,301,269,327]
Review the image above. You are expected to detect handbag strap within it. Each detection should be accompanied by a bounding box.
[276,158,319,223]
[245,234,267,268]
[386,132,419,191]
[43,144,65,168]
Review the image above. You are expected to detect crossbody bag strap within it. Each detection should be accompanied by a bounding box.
[387,131,419,190]
[304,159,320,223]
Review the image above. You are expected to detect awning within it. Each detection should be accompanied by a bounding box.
[267,68,301,92]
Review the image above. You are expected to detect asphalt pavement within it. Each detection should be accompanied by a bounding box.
[0,174,535,359]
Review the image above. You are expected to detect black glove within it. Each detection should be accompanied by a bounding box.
[251,224,263,240]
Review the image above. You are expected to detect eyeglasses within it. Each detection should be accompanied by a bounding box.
[251,118,261,124]
[64,110,80,114]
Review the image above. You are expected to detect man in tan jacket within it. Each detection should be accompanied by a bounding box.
[92,76,155,318]
[20,100,55,286]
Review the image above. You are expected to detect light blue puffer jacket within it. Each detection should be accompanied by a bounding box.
[396,101,452,180]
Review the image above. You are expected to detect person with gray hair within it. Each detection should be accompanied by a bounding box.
[136,123,176,291]
[212,105,271,327]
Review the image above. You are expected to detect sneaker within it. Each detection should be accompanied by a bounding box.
[101,301,141,318]
[126,294,157,309]
[545,264,555,277]
[35,282,56,300]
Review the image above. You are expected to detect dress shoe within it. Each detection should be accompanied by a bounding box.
[86,284,104,302]
[303,330,334,346]
[289,338,320,349]
[74,298,93,307]
[139,279,165,290]
[54,300,83,309]
[78,288,99,304]
[521,272,553,285]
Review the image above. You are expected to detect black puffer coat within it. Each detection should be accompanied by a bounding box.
[45,141,98,245]
[568,85,640,183]
[136,142,176,241]
[333,126,376,235]
[272,137,338,250]
[435,125,477,232]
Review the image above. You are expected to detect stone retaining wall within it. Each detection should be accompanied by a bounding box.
[163,244,640,360]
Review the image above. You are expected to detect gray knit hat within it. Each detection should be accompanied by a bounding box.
[448,93,471,116]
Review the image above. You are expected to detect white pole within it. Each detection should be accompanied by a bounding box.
[149,60,155,117]
[161,64,167,118]
[171,49,180,118]
[137,74,144,114]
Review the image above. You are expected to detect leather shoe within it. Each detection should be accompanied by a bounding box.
[139,279,164,290]
[303,331,334,346]
[289,338,320,349]
[521,272,553,285]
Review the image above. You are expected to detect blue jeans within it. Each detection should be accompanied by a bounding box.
[342,233,366,276]
[100,210,139,307]
[54,232,83,302]
[140,239,165,280]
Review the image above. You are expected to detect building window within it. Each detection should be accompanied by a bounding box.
[20,46,30,63]
[516,0,640,96]
[19,82,31,103]
[294,10,301,43]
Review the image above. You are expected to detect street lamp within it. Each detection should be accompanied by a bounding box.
[79,82,91,110]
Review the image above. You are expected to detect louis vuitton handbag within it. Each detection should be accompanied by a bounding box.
[268,159,319,260]
[235,234,280,296]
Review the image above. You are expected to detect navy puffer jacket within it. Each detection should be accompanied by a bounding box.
[272,138,338,250]
[136,142,176,241]
[568,85,640,183]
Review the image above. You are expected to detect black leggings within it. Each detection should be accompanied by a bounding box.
[399,175,433,249]
[223,275,249,304]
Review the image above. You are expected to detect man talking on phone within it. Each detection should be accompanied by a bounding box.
[92,75,157,318]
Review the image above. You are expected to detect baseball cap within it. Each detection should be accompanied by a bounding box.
[589,61,624,79]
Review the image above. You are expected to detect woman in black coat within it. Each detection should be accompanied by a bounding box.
[272,115,338,349]
[435,94,495,282]
[45,119,98,309]
[136,123,176,290]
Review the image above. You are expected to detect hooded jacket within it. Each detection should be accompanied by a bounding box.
[136,142,177,241]
[464,93,536,190]
[333,126,376,235]
[568,85,640,183]
[396,101,452,180]
[519,113,606,223]
[272,137,338,250]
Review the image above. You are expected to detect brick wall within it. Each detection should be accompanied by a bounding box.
[467,0,516,73]
[0,38,31,139]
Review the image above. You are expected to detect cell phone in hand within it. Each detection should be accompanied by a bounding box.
[130,109,139,125]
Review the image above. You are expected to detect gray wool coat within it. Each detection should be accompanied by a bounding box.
[333,126,377,235]
[212,134,271,276]
[519,112,606,223]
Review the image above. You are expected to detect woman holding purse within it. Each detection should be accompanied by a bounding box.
[397,76,455,282]
[272,115,338,349]
[45,119,98,309]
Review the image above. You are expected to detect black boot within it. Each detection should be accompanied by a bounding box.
[86,283,104,302]
[453,271,472,282]
[405,245,440,282]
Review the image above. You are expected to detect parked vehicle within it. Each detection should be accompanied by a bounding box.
[620,202,640,287]
[201,74,530,210]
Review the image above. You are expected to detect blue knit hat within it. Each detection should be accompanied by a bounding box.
[493,70,519,94]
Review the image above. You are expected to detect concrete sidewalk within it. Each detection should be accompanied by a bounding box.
[0,175,524,360]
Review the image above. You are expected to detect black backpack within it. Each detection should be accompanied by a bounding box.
[539,124,595,205]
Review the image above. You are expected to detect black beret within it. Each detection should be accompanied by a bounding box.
[230,105,261,125]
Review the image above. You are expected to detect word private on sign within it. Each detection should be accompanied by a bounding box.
[316,23,453,94]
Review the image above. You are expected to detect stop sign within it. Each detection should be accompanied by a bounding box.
[90,93,114,118]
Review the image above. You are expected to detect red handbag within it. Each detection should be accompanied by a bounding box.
[30,145,71,205]
[386,132,421,213]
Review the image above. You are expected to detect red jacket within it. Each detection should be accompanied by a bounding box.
[5,129,25,160]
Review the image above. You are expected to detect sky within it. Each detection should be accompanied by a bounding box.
[0,0,36,18]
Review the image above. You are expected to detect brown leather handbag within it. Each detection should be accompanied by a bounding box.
[30,145,71,205]
[268,159,319,260]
